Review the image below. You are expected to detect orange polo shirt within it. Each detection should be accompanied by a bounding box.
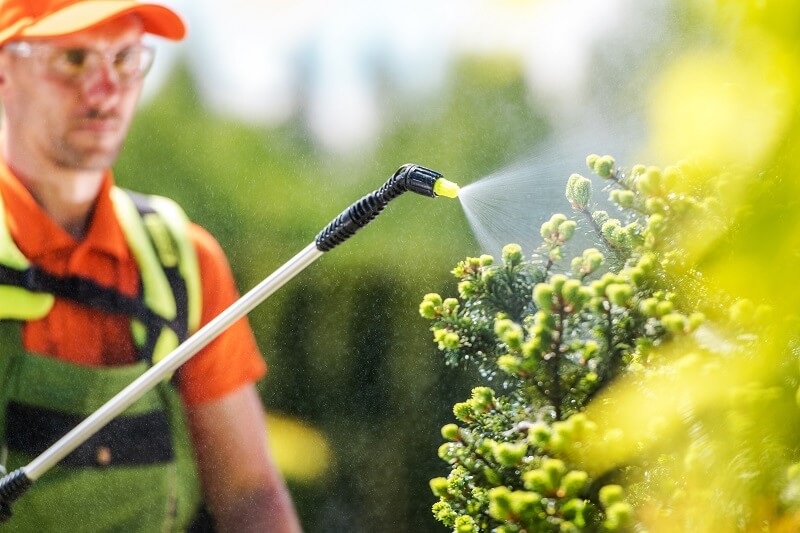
[0,162,266,406]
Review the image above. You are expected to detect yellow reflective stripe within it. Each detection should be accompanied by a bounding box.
[131,320,147,347]
[0,187,31,271]
[142,213,179,268]
[0,191,55,320]
[110,188,177,322]
[0,286,54,320]
[151,328,179,366]
[147,195,202,333]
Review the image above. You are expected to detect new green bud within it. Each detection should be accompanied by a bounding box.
[497,318,516,336]
[660,312,688,334]
[483,466,502,486]
[560,521,580,533]
[432,501,457,526]
[560,470,589,497]
[493,441,528,467]
[488,486,514,521]
[561,498,587,527]
[429,477,449,498]
[586,249,604,271]
[522,468,551,493]
[562,279,583,306]
[647,213,666,234]
[655,300,674,317]
[453,402,472,422]
[592,210,610,227]
[442,298,459,315]
[550,274,568,294]
[566,412,595,438]
[419,300,437,319]
[457,280,476,299]
[638,253,656,273]
[509,490,541,516]
[549,213,568,228]
[598,484,624,507]
[645,197,666,214]
[636,167,661,195]
[542,458,567,487]
[570,256,583,274]
[501,324,524,351]
[476,438,497,457]
[438,442,457,461]
[610,189,635,208]
[422,292,443,307]
[441,423,460,441]
[443,332,460,350]
[594,155,616,178]
[528,421,551,446]
[558,220,577,240]
[630,164,646,178]
[540,220,555,239]
[640,297,659,317]
[454,515,478,533]
[605,283,632,306]
[479,254,494,266]
[627,266,645,286]
[603,502,633,530]
[582,341,599,360]
[502,243,523,267]
[586,154,600,172]
[533,283,555,311]
[471,387,495,410]
[688,312,705,331]
[497,354,521,375]
[566,174,592,209]
[601,219,624,246]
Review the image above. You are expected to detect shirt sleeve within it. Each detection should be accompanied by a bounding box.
[175,223,267,405]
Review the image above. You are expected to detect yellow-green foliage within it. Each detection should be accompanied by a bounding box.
[425,2,800,529]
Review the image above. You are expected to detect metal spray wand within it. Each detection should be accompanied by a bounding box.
[0,163,460,520]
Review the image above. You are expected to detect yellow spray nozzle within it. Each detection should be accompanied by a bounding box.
[433,177,460,199]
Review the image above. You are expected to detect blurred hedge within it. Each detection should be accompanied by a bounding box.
[115,59,550,531]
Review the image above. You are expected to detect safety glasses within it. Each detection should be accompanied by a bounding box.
[3,41,155,86]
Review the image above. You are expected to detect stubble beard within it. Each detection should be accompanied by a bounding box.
[51,128,126,172]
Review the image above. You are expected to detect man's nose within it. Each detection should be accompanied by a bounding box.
[81,61,123,100]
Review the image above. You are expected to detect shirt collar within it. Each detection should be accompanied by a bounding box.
[0,158,130,262]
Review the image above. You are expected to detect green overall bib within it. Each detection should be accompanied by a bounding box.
[0,187,203,532]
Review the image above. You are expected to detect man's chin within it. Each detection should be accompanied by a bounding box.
[57,140,124,171]
[57,150,122,172]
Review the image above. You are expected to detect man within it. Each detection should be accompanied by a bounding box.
[0,0,301,531]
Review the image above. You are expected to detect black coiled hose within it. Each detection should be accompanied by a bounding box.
[315,164,443,252]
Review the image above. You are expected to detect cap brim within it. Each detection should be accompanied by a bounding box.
[14,1,186,42]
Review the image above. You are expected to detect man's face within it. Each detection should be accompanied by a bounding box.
[0,15,147,172]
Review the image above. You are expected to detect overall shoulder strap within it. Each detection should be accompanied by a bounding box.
[0,191,55,320]
[111,188,201,364]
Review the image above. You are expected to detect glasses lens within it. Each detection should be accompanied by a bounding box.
[52,48,91,77]
[114,45,154,80]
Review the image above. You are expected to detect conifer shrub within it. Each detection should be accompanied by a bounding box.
[421,155,800,532]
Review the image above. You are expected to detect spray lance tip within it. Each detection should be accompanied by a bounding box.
[433,177,460,199]
[315,163,458,252]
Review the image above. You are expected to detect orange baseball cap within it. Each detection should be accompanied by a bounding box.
[0,0,187,46]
